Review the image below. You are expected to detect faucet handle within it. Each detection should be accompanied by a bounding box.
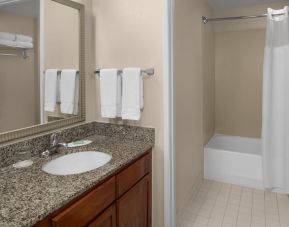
[50,133,58,147]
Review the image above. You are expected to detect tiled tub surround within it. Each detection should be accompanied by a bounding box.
[0,123,154,227]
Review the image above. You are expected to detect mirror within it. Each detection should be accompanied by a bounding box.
[0,0,85,143]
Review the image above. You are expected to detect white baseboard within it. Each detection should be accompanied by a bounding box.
[204,172,264,190]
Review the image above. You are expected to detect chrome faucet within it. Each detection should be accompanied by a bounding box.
[41,133,68,157]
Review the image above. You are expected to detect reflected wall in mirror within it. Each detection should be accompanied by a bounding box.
[0,0,40,133]
[0,0,84,138]
[43,0,80,124]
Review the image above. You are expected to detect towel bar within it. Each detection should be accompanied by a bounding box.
[43,70,79,74]
[94,68,154,77]
[0,49,28,59]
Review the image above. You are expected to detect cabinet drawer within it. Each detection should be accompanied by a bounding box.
[52,177,116,227]
[116,153,151,197]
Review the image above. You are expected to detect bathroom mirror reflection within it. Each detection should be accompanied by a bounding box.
[0,0,84,136]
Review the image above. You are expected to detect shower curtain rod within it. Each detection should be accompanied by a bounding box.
[202,12,286,24]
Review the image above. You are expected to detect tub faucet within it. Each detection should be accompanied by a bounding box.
[41,133,68,157]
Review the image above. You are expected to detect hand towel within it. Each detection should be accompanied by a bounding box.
[0,32,16,41]
[15,41,33,49]
[99,69,121,118]
[0,39,17,48]
[44,69,59,112]
[16,34,33,43]
[121,68,142,120]
[60,70,79,115]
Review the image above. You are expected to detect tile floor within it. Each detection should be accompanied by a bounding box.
[178,180,289,227]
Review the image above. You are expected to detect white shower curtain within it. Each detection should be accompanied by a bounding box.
[262,6,289,193]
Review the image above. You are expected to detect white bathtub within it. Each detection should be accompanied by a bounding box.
[204,134,263,189]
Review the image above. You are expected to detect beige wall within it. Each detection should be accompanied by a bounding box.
[202,14,215,144]
[214,2,286,138]
[175,0,214,216]
[44,0,79,69]
[0,10,38,133]
[92,1,164,226]
[215,29,264,137]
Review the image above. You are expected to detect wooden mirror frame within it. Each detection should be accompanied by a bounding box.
[0,0,85,143]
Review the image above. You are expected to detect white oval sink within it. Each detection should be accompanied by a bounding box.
[42,151,111,176]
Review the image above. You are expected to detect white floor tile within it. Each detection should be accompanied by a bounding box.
[178,180,289,227]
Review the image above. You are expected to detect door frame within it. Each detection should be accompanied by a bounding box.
[163,0,175,226]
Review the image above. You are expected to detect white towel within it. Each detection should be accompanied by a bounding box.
[0,32,16,41]
[0,33,33,49]
[121,68,143,120]
[0,39,17,48]
[44,69,59,112]
[60,70,79,115]
[99,69,121,118]
[16,34,33,43]
[15,41,33,49]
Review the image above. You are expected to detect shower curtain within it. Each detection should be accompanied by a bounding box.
[262,6,289,193]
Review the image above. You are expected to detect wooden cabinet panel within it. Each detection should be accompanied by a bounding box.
[34,218,50,227]
[88,204,116,227]
[52,177,116,227]
[117,175,151,227]
[116,153,150,197]
[34,150,152,227]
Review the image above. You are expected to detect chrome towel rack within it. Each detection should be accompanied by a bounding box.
[43,70,79,74]
[94,68,155,77]
[0,49,28,59]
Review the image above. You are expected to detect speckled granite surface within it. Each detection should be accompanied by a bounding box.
[0,122,96,168]
[0,122,155,168]
[0,123,154,227]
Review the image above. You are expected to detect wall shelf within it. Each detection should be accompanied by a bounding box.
[0,44,32,59]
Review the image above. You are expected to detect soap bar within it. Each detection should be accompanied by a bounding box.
[13,160,33,168]
[67,140,92,148]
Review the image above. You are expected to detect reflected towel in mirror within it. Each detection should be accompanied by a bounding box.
[44,69,59,112]
[60,69,79,115]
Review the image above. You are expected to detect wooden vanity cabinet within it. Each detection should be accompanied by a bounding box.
[52,177,116,227]
[117,175,151,227]
[34,149,152,227]
[88,204,116,227]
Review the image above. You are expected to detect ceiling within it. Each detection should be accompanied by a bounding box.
[0,0,39,18]
[207,0,286,10]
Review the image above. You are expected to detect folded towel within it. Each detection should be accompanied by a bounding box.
[16,34,33,43]
[0,32,16,41]
[60,70,79,115]
[121,68,142,120]
[0,39,33,49]
[15,41,33,49]
[99,69,121,118]
[44,69,59,112]
[0,39,17,48]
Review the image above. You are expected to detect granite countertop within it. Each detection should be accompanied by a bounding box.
[0,134,153,227]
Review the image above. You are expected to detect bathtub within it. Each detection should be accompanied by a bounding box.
[204,134,263,189]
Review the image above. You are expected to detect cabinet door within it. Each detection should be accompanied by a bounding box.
[52,177,116,227]
[88,204,116,227]
[116,153,150,197]
[117,175,151,227]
